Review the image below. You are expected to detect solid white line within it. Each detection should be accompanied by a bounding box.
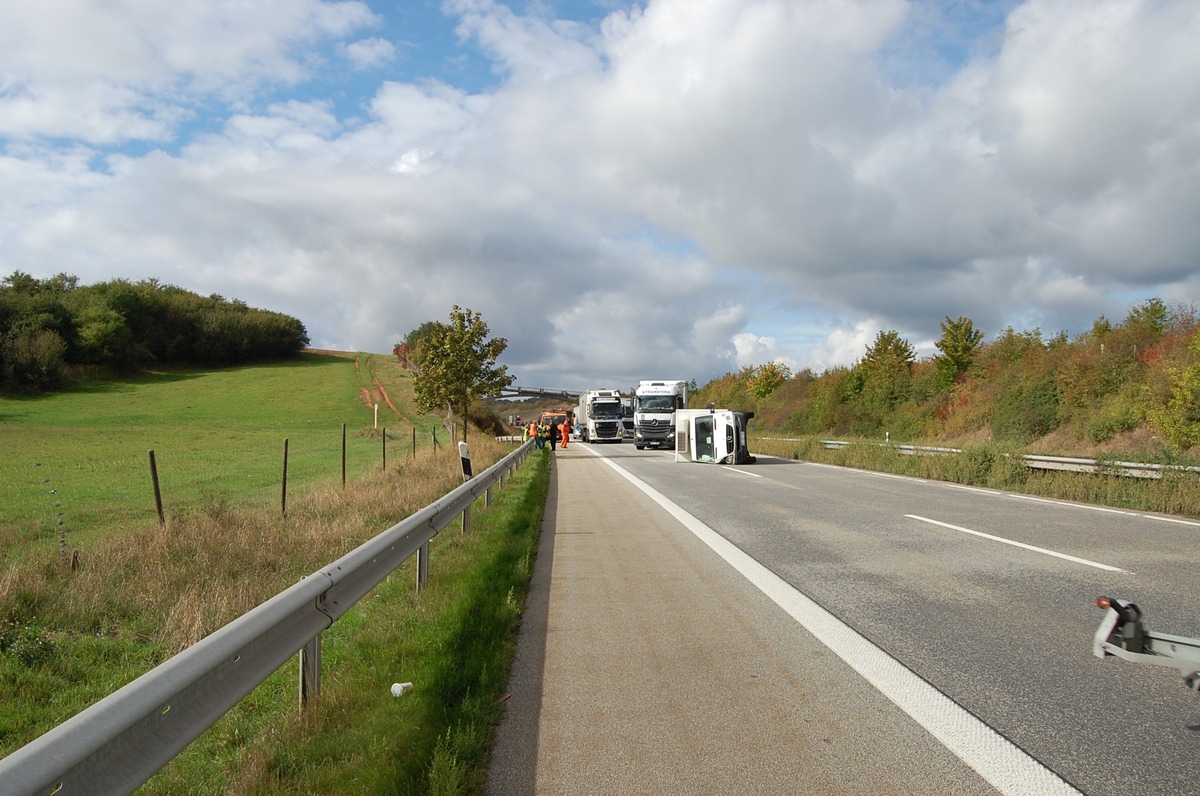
[585,448,1081,795]
[1140,514,1200,527]
[905,515,1128,573]
[722,466,762,478]
[1007,494,1134,515]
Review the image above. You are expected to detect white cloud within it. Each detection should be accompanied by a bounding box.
[341,37,397,70]
[3,0,1199,390]
[0,0,378,142]
[808,320,881,371]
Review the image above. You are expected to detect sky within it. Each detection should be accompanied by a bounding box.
[2,0,1198,392]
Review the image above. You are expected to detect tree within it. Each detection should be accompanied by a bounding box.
[1124,297,1169,337]
[934,315,983,387]
[394,320,443,372]
[747,361,792,400]
[411,306,514,441]
[853,329,916,421]
[1145,329,1200,452]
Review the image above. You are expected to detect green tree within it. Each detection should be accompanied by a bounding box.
[747,361,792,400]
[394,320,443,372]
[1124,297,1169,337]
[857,330,916,415]
[934,315,983,387]
[411,306,514,441]
[1145,329,1200,452]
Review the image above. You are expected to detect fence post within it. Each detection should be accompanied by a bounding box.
[281,439,289,518]
[411,427,416,458]
[382,427,387,470]
[148,450,165,527]
[341,423,347,488]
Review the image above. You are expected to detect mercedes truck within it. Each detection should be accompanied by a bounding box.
[633,380,688,450]
[674,407,756,464]
[576,389,624,443]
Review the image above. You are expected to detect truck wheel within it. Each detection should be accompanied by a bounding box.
[635,444,644,450]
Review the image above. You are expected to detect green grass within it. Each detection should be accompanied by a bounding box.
[0,353,435,560]
[181,449,551,795]
[1,356,545,795]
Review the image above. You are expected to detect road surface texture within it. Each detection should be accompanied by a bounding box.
[488,446,1025,795]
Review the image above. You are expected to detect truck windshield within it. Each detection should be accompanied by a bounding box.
[638,396,678,412]
[591,403,621,419]
[694,415,716,462]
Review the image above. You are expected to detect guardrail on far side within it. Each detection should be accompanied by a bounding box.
[0,439,536,796]
[763,438,1197,480]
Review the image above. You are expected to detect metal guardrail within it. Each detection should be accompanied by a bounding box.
[765,439,1197,480]
[0,439,535,796]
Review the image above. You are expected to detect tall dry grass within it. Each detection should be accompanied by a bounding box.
[0,434,515,756]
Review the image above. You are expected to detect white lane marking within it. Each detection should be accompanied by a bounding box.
[722,466,762,478]
[801,460,931,483]
[905,515,1128,574]
[946,484,1002,496]
[1140,514,1200,527]
[585,448,1081,796]
[1008,494,1134,515]
[777,458,1200,528]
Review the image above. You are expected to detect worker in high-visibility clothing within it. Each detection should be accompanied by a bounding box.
[560,417,570,449]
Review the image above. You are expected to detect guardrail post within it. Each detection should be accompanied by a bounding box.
[462,505,472,535]
[416,541,430,593]
[486,485,493,507]
[299,635,321,711]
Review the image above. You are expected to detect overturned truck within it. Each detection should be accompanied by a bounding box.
[674,407,756,465]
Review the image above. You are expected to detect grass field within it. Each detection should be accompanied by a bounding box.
[0,352,451,560]
[1,352,543,794]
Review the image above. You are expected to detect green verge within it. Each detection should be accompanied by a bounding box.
[0,353,437,560]
[141,448,552,795]
[752,436,1200,519]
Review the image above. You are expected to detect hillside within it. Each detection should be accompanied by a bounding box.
[0,353,530,793]
[695,298,1200,465]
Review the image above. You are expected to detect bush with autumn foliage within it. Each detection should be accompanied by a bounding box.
[693,298,1200,461]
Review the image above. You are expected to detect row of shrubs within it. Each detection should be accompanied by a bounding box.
[696,298,1200,457]
[1,272,309,391]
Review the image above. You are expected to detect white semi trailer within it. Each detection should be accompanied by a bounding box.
[633,380,688,450]
[576,389,624,443]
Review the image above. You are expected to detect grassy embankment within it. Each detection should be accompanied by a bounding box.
[0,351,550,793]
[751,435,1200,519]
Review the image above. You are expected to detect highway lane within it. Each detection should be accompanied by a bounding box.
[584,444,1200,796]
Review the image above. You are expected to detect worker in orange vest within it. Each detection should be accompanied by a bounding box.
[560,417,570,449]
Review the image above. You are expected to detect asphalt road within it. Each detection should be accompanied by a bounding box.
[488,444,1200,795]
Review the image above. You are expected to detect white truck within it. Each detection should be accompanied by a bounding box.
[633,380,689,450]
[576,389,624,443]
[674,407,757,464]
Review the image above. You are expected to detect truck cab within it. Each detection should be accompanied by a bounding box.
[577,389,624,443]
[634,380,688,450]
[675,408,756,464]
